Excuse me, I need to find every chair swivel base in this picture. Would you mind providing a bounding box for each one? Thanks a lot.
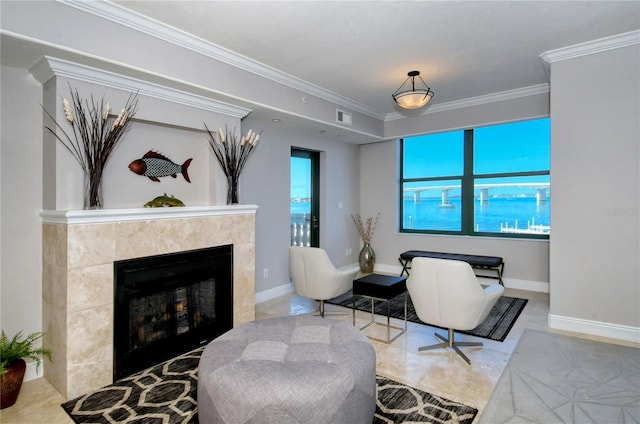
[314,300,349,318]
[418,328,482,365]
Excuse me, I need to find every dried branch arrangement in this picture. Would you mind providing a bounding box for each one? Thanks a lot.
[351,212,380,244]
[204,124,261,204]
[204,124,260,178]
[43,85,139,208]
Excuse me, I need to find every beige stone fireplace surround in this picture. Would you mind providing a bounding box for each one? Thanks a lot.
[41,206,256,400]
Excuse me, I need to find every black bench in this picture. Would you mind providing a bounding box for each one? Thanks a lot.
[398,250,504,285]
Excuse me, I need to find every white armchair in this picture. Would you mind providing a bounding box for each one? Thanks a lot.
[289,246,357,317]
[406,257,504,364]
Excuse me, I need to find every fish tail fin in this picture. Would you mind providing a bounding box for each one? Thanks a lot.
[182,158,193,183]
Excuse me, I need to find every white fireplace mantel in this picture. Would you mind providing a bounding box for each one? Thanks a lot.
[40,204,258,225]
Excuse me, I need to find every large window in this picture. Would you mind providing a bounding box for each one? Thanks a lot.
[400,118,550,238]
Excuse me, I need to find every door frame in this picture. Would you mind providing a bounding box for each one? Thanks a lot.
[291,148,320,247]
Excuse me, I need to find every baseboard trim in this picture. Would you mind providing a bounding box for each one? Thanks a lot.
[372,264,549,293]
[255,282,294,304]
[253,264,550,304]
[549,313,640,344]
[372,263,402,275]
[503,278,549,293]
[23,361,44,383]
[255,264,359,304]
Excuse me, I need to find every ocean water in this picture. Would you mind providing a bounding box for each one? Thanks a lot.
[290,197,550,233]
[403,197,550,232]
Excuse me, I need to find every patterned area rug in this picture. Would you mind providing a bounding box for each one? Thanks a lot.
[326,291,527,342]
[62,347,477,424]
[375,376,477,424]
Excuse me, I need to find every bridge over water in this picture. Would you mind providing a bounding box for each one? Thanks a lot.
[404,182,550,206]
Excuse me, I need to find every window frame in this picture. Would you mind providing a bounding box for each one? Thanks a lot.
[399,120,550,240]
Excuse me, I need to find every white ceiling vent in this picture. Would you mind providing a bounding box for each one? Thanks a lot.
[336,109,352,126]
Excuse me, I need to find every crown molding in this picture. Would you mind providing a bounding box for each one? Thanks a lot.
[29,56,251,119]
[59,0,387,121]
[540,30,640,64]
[385,84,549,122]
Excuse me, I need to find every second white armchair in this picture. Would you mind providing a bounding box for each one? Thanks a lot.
[406,257,504,365]
[289,246,357,317]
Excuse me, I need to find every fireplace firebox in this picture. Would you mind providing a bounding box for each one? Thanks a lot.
[114,245,233,380]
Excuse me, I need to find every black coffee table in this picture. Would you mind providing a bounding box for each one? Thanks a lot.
[352,273,408,343]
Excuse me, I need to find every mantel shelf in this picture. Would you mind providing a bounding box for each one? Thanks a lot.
[40,205,258,224]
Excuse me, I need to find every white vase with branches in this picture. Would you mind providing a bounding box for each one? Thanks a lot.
[204,124,261,204]
[43,85,139,209]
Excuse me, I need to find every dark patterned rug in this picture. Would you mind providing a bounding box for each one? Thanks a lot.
[62,347,477,424]
[327,292,527,342]
[375,376,477,424]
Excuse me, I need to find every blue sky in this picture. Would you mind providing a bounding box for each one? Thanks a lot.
[404,118,550,178]
[291,156,311,198]
[403,118,550,197]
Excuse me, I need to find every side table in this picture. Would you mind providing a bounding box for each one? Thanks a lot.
[352,273,408,343]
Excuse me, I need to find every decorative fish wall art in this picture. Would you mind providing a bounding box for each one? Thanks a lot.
[129,151,192,182]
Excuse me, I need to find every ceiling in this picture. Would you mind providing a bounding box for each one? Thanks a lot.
[112,0,640,117]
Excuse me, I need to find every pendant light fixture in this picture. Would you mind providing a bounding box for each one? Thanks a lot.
[392,71,434,110]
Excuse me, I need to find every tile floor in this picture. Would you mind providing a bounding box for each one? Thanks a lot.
[256,288,551,420]
[1,287,635,423]
[478,328,640,423]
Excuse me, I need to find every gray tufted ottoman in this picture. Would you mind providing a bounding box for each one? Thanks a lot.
[197,315,376,424]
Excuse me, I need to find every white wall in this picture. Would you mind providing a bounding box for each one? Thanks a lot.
[38,72,235,210]
[0,65,360,364]
[3,0,637,345]
[1,66,43,338]
[0,1,365,337]
[1,1,383,142]
[240,117,361,296]
[384,91,550,140]
[0,62,242,339]
[549,44,640,341]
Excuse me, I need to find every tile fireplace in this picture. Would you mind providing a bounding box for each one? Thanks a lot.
[41,206,256,399]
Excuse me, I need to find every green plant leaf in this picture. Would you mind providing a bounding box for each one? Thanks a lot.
[0,330,52,377]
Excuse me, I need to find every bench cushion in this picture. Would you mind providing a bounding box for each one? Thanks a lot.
[399,250,503,268]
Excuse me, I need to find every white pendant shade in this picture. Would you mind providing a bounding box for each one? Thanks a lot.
[392,71,434,110]
[393,90,434,109]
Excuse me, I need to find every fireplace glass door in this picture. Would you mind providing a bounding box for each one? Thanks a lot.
[114,245,232,380]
